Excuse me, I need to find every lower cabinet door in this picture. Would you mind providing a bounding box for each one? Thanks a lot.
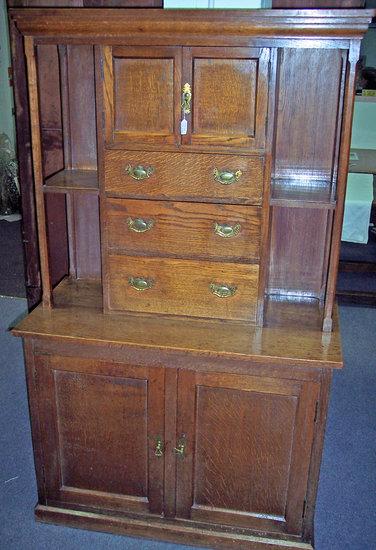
[175,370,319,535]
[35,354,165,515]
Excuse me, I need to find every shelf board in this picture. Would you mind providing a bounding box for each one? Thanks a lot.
[11,277,342,369]
[44,169,99,194]
[270,179,336,209]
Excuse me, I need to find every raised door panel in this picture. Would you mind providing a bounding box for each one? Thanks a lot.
[176,371,319,535]
[35,354,164,515]
[182,47,269,152]
[103,46,182,148]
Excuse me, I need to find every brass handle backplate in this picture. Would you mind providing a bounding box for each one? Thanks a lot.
[181,83,192,115]
[127,217,154,233]
[125,164,154,181]
[213,168,242,185]
[128,276,154,291]
[174,435,186,458]
[213,222,241,238]
[210,283,237,298]
[155,436,164,457]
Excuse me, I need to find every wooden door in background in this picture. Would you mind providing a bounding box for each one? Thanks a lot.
[34,354,165,515]
[175,370,319,535]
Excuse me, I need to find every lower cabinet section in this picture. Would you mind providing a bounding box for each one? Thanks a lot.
[28,345,323,548]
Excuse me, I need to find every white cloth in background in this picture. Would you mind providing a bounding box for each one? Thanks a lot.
[342,173,374,244]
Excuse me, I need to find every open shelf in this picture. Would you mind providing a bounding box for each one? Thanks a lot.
[43,169,99,194]
[264,294,324,331]
[270,179,336,209]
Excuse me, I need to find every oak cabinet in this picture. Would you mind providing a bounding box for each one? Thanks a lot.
[28,347,321,538]
[9,7,374,550]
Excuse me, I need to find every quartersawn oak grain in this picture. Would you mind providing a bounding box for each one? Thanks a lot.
[106,255,259,321]
[104,150,264,205]
[105,198,261,263]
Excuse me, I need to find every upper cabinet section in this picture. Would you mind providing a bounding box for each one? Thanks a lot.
[182,47,269,152]
[102,45,269,153]
[103,46,182,149]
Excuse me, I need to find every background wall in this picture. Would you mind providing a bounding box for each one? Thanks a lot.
[0,0,15,149]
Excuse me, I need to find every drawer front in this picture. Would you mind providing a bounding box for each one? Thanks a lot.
[104,150,264,205]
[106,198,261,263]
[106,255,259,321]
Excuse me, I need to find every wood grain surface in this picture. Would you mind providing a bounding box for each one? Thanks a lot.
[106,255,259,321]
[105,198,261,263]
[181,47,269,152]
[104,150,264,205]
[34,353,165,514]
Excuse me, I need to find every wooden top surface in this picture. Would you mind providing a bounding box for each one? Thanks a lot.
[9,8,375,41]
[12,278,342,369]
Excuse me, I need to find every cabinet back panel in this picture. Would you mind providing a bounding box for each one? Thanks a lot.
[74,193,101,280]
[268,206,332,298]
[274,48,344,181]
[64,45,97,170]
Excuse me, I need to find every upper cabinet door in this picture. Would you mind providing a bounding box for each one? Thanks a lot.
[175,370,319,536]
[35,354,165,516]
[181,47,270,152]
[103,46,182,149]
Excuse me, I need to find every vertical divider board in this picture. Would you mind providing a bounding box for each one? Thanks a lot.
[257,47,278,326]
[323,41,361,332]
[24,36,53,308]
[95,45,108,311]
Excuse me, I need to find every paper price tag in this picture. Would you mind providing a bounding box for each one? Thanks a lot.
[180,118,188,135]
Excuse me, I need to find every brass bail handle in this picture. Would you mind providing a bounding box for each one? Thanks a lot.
[181,83,192,115]
[174,434,187,458]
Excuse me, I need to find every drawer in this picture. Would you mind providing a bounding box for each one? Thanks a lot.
[106,198,261,263]
[106,255,259,321]
[104,150,264,205]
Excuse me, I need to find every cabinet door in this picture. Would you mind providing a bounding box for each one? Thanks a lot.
[35,354,165,515]
[182,47,269,151]
[103,45,182,148]
[175,371,319,535]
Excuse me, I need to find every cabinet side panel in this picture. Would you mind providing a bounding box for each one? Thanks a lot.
[274,48,343,181]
